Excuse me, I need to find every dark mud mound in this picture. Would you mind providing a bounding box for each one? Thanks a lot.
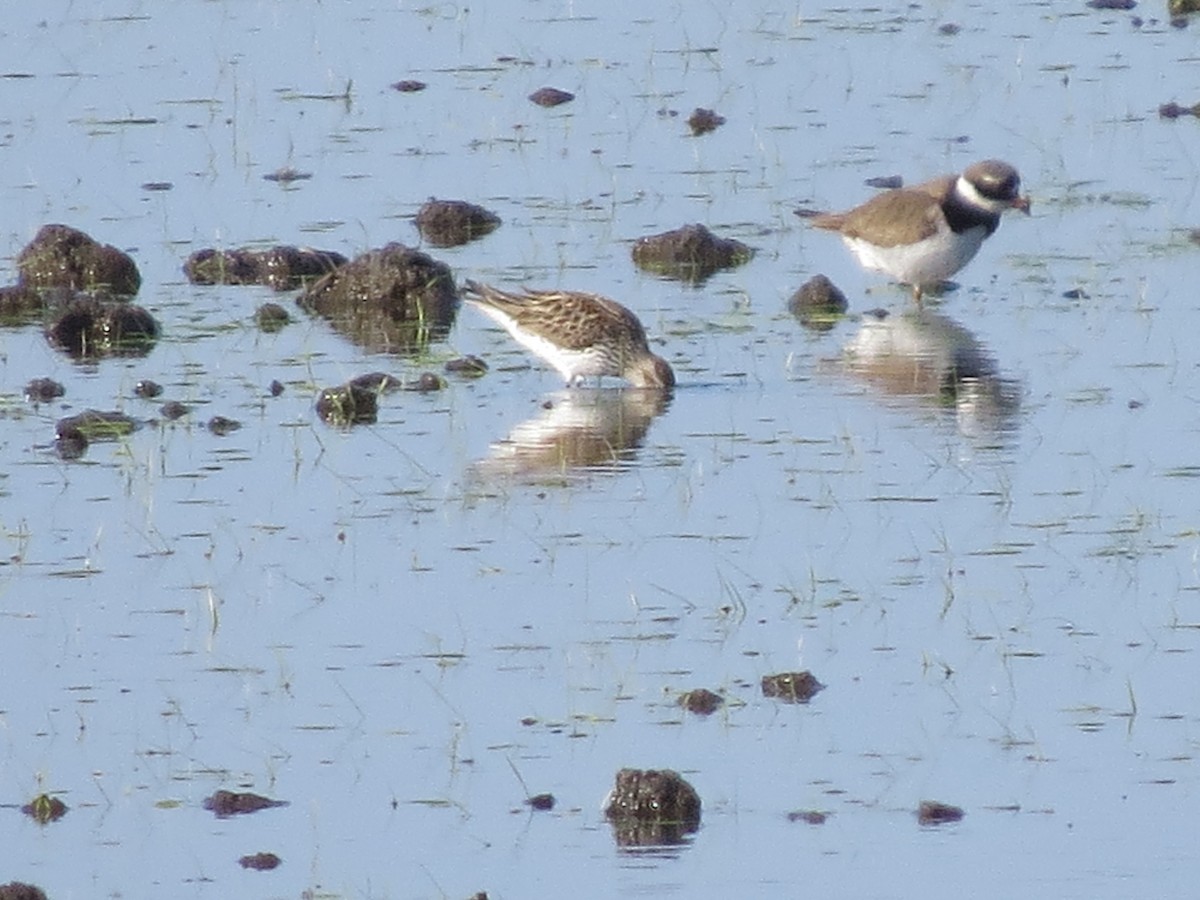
[604,768,701,847]
[17,223,141,296]
[415,199,501,248]
[297,243,458,353]
[184,245,346,291]
[632,223,752,284]
[45,292,159,359]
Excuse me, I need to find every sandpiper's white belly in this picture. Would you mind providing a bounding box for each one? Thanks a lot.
[844,224,988,288]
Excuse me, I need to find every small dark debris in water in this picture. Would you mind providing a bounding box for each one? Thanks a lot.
[0,883,48,900]
[317,381,381,426]
[1171,14,1190,26]
[678,688,724,716]
[632,223,753,284]
[21,793,68,824]
[527,793,555,811]
[207,416,242,436]
[604,768,701,847]
[392,79,427,92]
[24,377,64,404]
[55,426,88,460]
[351,372,402,394]
[1085,0,1135,7]
[1170,0,1200,12]
[687,107,725,136]
[415,199,501,248]
[238,851,282,871]
[788,274,849,332]
[45,292,160,359]
[263,166,312,183]
[160,401,191,421]
[57,409,137,441]
[141,181,173,192]
[1062,287,1089,300]
[1159,101,1200,119]
[1128,398,1144,409]
[17,224,142,296]
[865,174,904,190]
[529,87,574,107]
[134,379,163,398]
[787,809,828,825]
[938,22,961,35]
[918,799,964,825]
[185,246,346,291]
[468,894,489,900]
[203,789,288,818]
[761,670,824,704]
[408,371,445,392]
[255,302,291,331]
[445,355,489,377]
[520,716,538,726]
[269,379,285,397]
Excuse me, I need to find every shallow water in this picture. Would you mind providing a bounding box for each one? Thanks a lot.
[3,2,1200,898]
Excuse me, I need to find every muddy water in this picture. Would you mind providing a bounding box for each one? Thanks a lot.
[2,2,1199,898]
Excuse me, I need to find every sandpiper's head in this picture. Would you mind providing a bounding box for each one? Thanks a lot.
[960,160,1030,215]
[627,353,676,389]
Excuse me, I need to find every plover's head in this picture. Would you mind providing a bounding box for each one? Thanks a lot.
[959,160,1030,215]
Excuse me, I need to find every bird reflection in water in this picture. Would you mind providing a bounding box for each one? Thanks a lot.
[840,307,1021,439]
[469,388,673,485]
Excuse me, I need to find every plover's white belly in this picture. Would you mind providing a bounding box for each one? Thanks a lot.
[844,225,988,287]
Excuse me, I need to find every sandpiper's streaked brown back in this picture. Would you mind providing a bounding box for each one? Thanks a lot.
[462,280,675,388]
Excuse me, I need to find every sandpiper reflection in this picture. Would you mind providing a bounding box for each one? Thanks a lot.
[840,307,1021,438]
[470,388,673,484]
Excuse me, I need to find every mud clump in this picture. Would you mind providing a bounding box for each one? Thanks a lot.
[788,274,849,332]
[604,768,701,847]
[203,789,288,818]
[184,245,346,291]
[787,809,829,825]
[17,224,141,296]
[687,108,725,136]
[526,793,555,811]
[55,409,138,459]
[21,793,68,824]
[415,199,501,247]
[24,377,65,404]
[316,372,400,426]
[0,883,49,900]
[45,292,160,359]
[239,851,282,870]
[632,223,753,283]
[917,800,964,825]
[134,379,163,398]
[1159,100,1200,119]
[761,670,824,704]
[207,416,242,436]
[678,688,724,716]
[255,302,291,332]
[297,243,458,353]
[444,355,489,377]
[56,410,137,441]
[529,87,574,107]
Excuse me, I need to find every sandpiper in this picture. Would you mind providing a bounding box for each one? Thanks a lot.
[807,159,1030,301]
[462,280,675,388]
